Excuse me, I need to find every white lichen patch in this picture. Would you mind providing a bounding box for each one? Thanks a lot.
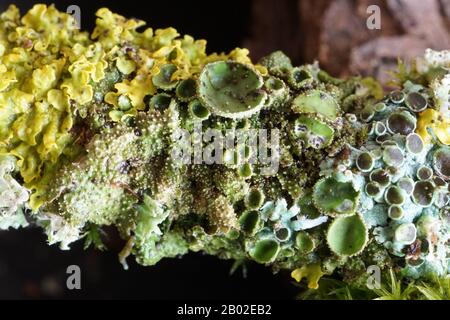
[0,155,29,229]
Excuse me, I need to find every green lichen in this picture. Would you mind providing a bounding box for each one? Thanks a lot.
[293,115,335,149]
[198,61,267,119]
[326,215,368,257]
[292,90,340,120]
[313,177,359,216]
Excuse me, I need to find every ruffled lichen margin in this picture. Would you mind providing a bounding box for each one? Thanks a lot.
[0,4,449,300]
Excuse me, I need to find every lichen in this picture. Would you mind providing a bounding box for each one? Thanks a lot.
[0,154,28,229]
[0,4,448,300]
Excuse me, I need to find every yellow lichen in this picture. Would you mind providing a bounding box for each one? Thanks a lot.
[417,108,450,145]
[110,51,157,110]
[116,56,136,75]
[0,4,95,208]
[291,263,325,289]
[61,43,108,105]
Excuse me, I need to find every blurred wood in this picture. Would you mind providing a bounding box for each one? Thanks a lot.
[245,0,450,85]
[243,0,303,63]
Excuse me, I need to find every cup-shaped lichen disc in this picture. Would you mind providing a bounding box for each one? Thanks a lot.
[389,90,405,104]
[265,77,285,92]
[326,215,368,256]
[383,145,404,167]
[294,115,335,149]
[239,210,261,235]
[295,232,315,254]
[287,66,313,89]
[405,92,428,113]
[245,188,265,210]
[388,205,404,220]
[198,61,267,119]
[249,238,280,264]
[313,177,359,216]
[412,181,435,207]
[152,64,179,90]
[275,227,291,242]
[370,169,391,187]
[291,89,340,120]
[374,122,387,136]
[433,147,450,179]
[188,99,210,120]
[385,186,406,205]
[406,133,424,154]
[374,102,387,112]
[356,152,374,172]
[365,181,382,198]
[394,223,417,245]
[417,166,433,181]
[397,177,414,196]
[176,78,197,101]
[386,111,416,136]
[150,93,172,110]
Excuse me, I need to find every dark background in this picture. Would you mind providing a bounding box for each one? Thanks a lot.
[0,0,449,299]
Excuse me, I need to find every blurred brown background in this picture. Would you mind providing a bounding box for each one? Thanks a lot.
[0,0,449,299]
[244,0,450,84]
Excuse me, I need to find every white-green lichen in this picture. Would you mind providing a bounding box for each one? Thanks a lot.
[0,155,29,230]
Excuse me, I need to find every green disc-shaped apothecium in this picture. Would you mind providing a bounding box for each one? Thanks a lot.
[249,239,280,264]
[292,90,340,120]
[327,215,368,256]
[294,115,335,149]
[198,61,267,118]
[313,177,359,216]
